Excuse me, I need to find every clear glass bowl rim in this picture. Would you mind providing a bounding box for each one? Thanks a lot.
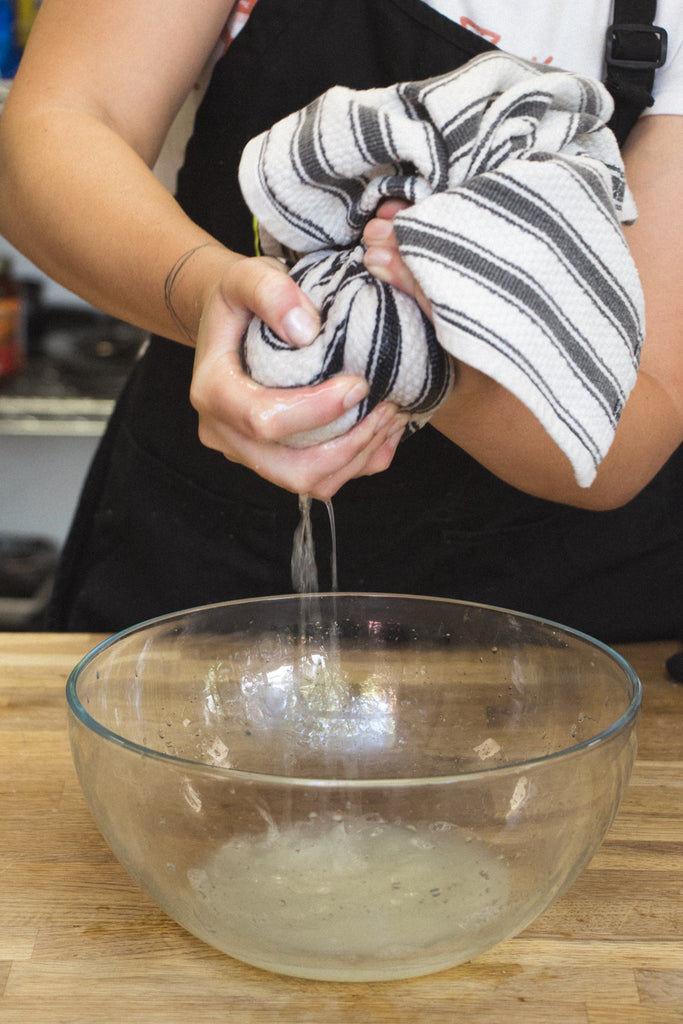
[65,592,642,787]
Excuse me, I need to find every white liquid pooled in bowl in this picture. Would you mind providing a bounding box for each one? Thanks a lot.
[186,813,509,979]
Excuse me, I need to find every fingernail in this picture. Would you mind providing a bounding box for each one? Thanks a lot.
[364,246,392,268]
[364,218,394,241]
[342,379,369,410]
[388,422,407,447]
[384,410,410,434]
[282,306,319,346]
[363,259,392,286]
[373,403,395,429]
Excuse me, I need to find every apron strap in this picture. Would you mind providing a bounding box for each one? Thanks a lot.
[605,0,668,143]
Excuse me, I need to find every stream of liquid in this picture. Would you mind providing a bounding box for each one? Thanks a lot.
[291,494,338,594]
[185,498,517,980]
[289,494,344,759]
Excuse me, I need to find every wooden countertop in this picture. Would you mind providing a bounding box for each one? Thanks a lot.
[1,633,682,1023]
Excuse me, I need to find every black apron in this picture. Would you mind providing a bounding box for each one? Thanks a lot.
[46,0,683,642]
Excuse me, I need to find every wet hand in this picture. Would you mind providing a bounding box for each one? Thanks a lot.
[190,254,408,500]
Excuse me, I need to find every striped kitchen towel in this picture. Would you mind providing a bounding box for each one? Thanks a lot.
[238,51,644,486]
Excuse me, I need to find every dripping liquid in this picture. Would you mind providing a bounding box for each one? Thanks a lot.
[291,494,337,596]
[290,494,349,775]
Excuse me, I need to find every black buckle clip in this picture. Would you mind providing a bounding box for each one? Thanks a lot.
[606,23,668,70]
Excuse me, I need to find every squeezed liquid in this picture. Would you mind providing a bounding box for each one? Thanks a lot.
[188,502,515,980]
[291,495,337,594]
[186,812,510,980]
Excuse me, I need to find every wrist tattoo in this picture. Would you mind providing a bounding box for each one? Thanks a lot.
[164,243,214,343]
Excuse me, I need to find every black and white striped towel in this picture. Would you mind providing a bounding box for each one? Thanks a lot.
[238,51,644,486]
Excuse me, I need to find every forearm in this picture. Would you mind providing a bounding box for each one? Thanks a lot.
[367,116,683,509]
[434,116,683,510]
[0,0,243,344]
[0,104,236,345]
[431,363,681,510]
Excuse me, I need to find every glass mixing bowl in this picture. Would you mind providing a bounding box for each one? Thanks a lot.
[66,594,640,981]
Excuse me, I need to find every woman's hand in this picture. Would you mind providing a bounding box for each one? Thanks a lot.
[0,0,408,503]
[363,199,433,319]
[190,254,409,500]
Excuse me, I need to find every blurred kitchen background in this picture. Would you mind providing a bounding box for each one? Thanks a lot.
[0,228,146,629]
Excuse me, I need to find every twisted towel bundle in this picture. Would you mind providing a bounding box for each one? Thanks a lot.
[238,51,644,486]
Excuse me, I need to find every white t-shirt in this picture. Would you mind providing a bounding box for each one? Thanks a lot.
[423,0,681,114]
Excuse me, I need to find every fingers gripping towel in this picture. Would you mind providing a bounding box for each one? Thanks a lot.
[238,51,645,486]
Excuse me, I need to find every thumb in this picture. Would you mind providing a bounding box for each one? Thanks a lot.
[228,255,321,348]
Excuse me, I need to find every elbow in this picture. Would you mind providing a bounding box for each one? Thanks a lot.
[559,465,665,512]
[575,432,683,512]
[568,489,641,512]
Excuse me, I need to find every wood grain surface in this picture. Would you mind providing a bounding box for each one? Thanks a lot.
[1,633,682,1023]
